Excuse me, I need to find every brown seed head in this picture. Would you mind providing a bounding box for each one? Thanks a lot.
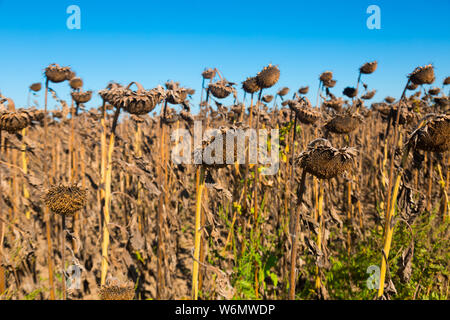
[359,61,378,74]
[69,77,83,90]
[30,83,42,92]
[44,64,75,83]
[408,114,450,153]
[298,139,357,179]
[319,71,333,83]
[202,68,216,80]
[43,184,87,216]
[343,87,358,98]
[409,64,435,85]
[242,77,260,94]
[325,112,364,134]
[209,80,234,99]
[256,64,280,89]
[277,87,290,97]
[298,86,309,94]
[361,90,376,100]
[262,95,274,103]
[98,279,135,300]
[71,90,92,104]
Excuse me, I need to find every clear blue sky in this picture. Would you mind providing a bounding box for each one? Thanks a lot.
[0,0,449,112]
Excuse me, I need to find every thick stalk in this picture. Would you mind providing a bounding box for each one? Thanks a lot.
[315,180,324,290]
[289,170,307,299]
[192,166,206,300]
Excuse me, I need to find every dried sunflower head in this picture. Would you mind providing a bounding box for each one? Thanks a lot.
[71,90,92,104]
[209,80,234,99]
[319,71,333,83]
[242,76,260,94]
[113,83,164,115]
[44,64,75,83]
[69,77,83,90]
[277,87,290,97]
[298,86,309,94]
[0,109,32,133]
[409,64,435,85]
[262,95,274,103]
[44,184,87,216]
[194,127,237,169]
[361,90,376,100]
[165,81,195,105]
[256,64,280,89]
[407,114,450,153]
[298,139,357,179]
[98,278,135,300]
[29,83,42,92]
[444,76,450,86]
[385,96,396,104]
[322,98,344,112]
[323,79,337,88]
[325,112,364,134]
[428,87,440,96]
[343,87,358,98]
[359,61,378,74]
[202,68,216,80]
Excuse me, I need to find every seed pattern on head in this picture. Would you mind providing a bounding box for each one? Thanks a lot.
[325,112,364,134]
[44,184,87,216]
[111,83,164,115]
[209,80,235,99]
[98,279,135,300]
[69,77,83,90]
[298,139,357,179]
[359,61,378,74]
[242,77,260,94]
[30,83,42,92]
[319,71,333,83]
[202,68,216,80]
[256,64,280,89]
[71,90,92,104]
[408,114,450,153]
[0,109,32,133]
[409,64,435,85]
[361,90,376,100]
[298,86,309,94]
[44,64,75,83]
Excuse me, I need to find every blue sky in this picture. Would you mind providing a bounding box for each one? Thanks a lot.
[0,0,449,112]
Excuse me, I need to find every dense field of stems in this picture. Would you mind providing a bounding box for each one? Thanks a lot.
[0,62,448,300]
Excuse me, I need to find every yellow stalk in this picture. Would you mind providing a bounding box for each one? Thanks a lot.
[315,180,324,290]
[192,166,206,300]
[21,128,31,219]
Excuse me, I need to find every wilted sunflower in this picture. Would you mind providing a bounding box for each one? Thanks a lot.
[165,81,195,105]
[325,112,364,134]
[343,87,358,98]
[322,98,344,112]
[434,97,449,108]
[359,61,378,74]
[407,83,419,91]
[43,184,87,216]
[98,82,127,105]
[361,90,376,100]
[407,114,450,153]
[29,83,42,92]
[71,90,92,104]
[262,95,274,103]
[194,127,238,169]
[202,68,216,80]
[298,139,357,179]
[319,71,333,83]
[242,76,260,94]
[44,63,75,83]
[0,109,32,133]
[112,83,164,115]
[69,77,83,90]
[409,64,435,85]
[428,87,440,96]
[209,80,235,99]
[277,87,290,97]
[444,76,450,86]
[256,64,280,89]
[322,79,337,88]
[298,86,309,94]
[385,96,396,104]
[98,279,135,300]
